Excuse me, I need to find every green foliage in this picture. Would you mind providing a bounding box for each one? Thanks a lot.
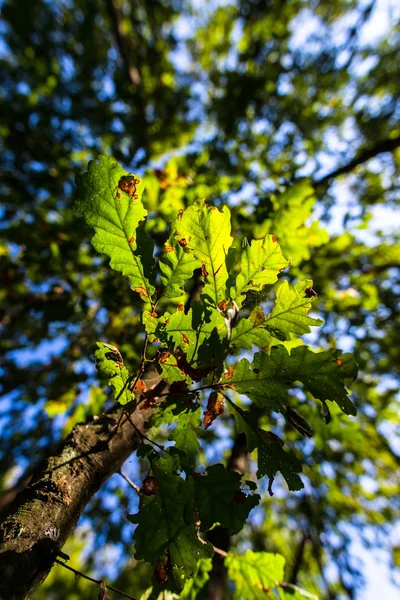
[129,451,213,592]
[225,549,318,599]
[3,2,399,596]
[231,235,288,308]
[94,342,134,405]
[223,346,357,416]
[193,464,260,534]
[172,200,233,305]
[225,550,285,599]
[75,156,155,301]
[74,155,359,594]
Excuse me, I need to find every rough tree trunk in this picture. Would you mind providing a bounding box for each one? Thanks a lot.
[0,400,155,600]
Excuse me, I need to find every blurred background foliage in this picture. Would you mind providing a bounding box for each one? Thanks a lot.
[0,0,399,598]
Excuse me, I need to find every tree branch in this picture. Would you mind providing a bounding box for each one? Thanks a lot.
[105,0,141,87]
[315,133,400,187]
[0,379,161,599]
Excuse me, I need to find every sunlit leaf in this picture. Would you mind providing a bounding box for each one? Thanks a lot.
[226,550,285,599]
[172,200,233,305]
[75,155,155,301]
[159,236,201,302]
[231,235,288,308]
[265,280,323,340]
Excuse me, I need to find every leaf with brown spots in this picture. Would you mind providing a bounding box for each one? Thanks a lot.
[159,236,201,301]
[224,345,357,415]
[75,156,155,300]
[141,475,159,496]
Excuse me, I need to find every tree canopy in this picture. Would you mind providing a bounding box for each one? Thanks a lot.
[0,0,399,599]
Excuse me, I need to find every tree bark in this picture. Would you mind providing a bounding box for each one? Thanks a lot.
[0,399,155,600]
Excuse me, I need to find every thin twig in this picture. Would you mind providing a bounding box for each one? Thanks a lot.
[155,382,219,399]
[126,412,165,452]
[54,559,138,600]
[212,544,228,558]
[198,536,228,558]
[130,333,149,393]
[118,470,141,494]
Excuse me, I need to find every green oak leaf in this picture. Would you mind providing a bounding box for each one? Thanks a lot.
[230,306,271,350]
[193,464,260,535]
[163,303,227,364]
[148,390,200,429]
[231,235,288,308]
[226,550,285,599]
[169,410,201,470]
[173,200,233,305]
[157,352,191,385]
[180,557,213,599]
[129,453,212,590]
[265,280,323,340]
[159,236,201,301]
[229,404,303,491]
[94,342,133,405]
[75,155,155,301]
[223,345,357,415]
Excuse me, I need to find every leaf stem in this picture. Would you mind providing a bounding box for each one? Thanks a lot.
[118,470,141,494]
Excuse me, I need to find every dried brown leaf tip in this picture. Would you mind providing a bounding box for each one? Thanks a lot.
[157,350,172,364]
[218,299,228,311]
[201,263,209,278]
[304,287,317,298]
[133,379,147,393]
[141,475,159,496]
[177,208,184,220]
[139,397,157,410]
[181,333,190,345]
[224,365,234,381]
[203,391,224,429]
[118,175,140,198]
[134,286,150,298]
